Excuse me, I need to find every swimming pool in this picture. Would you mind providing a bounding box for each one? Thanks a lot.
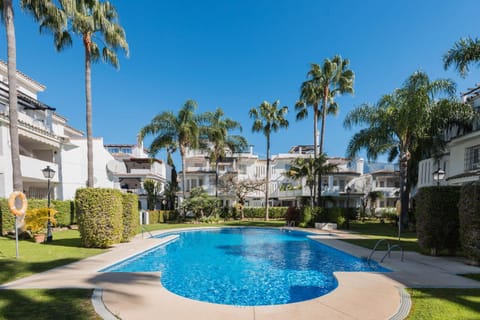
[103,228,388,306]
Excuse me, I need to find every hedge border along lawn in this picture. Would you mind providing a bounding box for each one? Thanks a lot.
[0,289,101,320]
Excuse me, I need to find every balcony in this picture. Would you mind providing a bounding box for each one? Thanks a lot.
[20,155,59,182]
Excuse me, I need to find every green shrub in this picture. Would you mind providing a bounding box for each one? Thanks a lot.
[299,206,314,227]
[122,193,139,242]
[242,207,287,219]
[458,182,480,265]
[415,186,461,255]
[51,200,75,226]
[0,198,15,235]
[315,207,346,228]
[75,188,123,248]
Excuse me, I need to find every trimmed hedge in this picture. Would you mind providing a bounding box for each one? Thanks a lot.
[51,200,75,226]
[458,182,480,265]
[415,186,461,255]
[75,188,123,248]
[147,210,178,223]
[122,193,139,242]
[315,207,347,228]
[243,207,287,219]
[0,198,14,235]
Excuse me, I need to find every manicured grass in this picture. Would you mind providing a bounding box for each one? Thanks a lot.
[141,219,285,233]
[460,273,480,282]
[406,288,480,320]
[341,220,421,252]
[0,289,101,320]
[0,229,104,284]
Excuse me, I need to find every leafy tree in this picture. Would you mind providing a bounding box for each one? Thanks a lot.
[165,151,179,209]
[143,179,159,210]
[249,100,289,220]
[344,71,474,230]
[32,0,129,187]
[284,154,337,209]
[444,37,480,77]
[367,191,383,215]
[204,108,248,198]
[181,187,218,219]
[296,55,354,205]
[218,173,265,220]
[140,100,203,207]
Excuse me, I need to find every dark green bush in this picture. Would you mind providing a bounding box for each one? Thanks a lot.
[242,207,287,219]
[285,206,300,224]
[0,198,14,235]
[415,186,461,255]
[299,206,315,227]
[75,188,123,248]
[122,193,139,242]
[315,207,346,228]
[458,182,480,265]
[51,200,75,226]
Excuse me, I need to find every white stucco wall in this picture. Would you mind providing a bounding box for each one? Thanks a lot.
[59,137,116,200]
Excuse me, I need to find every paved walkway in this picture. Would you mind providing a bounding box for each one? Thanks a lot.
[2,227,480,319]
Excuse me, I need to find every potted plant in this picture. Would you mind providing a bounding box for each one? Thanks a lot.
[24,207,57,243]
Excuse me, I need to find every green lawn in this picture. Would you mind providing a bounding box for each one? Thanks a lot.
[406,288,480,320]
[341,220,421,252]
[1,220,478,319]
[0,289,101,320]
[0,229,104,284]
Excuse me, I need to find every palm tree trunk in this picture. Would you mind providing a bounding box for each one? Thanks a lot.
[4,0,23,192]
[313,104,318,205]
[83,34,94,188]
[215,161,219,198]
[265,135,270,221]
[399,151,410,232]
[318,94,328,207]
[180,146,187,217]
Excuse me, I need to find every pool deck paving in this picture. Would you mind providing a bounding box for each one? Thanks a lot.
[2,227,480,319]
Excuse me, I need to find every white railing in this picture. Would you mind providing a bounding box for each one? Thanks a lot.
[20,156,58,182]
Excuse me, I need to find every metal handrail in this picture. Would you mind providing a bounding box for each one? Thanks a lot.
[141,225,154,239]
[367,239,391,264]
[380,244,404,262]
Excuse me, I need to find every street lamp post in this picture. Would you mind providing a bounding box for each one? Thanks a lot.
[432,164,445,187]
[42,166,55,243]
[346,186,352,230]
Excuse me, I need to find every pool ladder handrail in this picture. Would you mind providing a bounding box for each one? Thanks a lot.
[141,225,154,239]
[367,239,404,266]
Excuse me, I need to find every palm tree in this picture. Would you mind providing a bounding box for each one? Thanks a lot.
[140,100,202,205]
[444,37,480,77]
[32,0,129,187]
[344,71,474,230]
[204,108,248,198]
[249,100,289,220]
[1,0,22,192]
[1,0,65,192]
[296,55,354,205]
[285,155,337,209]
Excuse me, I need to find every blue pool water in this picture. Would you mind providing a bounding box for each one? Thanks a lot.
[103,228,388,306]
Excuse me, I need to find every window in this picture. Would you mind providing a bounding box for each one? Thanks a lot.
[465,145,480,171]
[108,147,120,153]
[380,181,385,187]
[121,148,132,154]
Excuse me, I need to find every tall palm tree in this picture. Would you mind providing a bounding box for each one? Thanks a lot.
[344,71,473,230]
[204,108,248,198]
[140,100,202,204]
[249,100,289,220]
[1,0,22,192]
[1,0,64,192]
[285,155,337,209]
[444,37,480,77]
[32,0,129,187]
[296,55,354,205]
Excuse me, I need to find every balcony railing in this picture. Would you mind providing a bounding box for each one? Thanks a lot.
[20,155,58,182]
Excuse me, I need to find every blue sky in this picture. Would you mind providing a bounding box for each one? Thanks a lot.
[2,0,480,167]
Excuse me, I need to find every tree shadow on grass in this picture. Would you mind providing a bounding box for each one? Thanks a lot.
[0,288,101,320]
[0,258,79,284]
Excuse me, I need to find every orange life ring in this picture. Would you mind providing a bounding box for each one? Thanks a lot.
[8,191,28,216]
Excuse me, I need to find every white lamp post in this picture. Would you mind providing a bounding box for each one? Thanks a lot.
[432,168,445,186]
[42,166,55,242]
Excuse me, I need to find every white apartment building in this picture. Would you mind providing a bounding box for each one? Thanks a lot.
[418,84,480,188]
[182,143,399,211]
[105,139,171,209]
[0,61,170,205]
